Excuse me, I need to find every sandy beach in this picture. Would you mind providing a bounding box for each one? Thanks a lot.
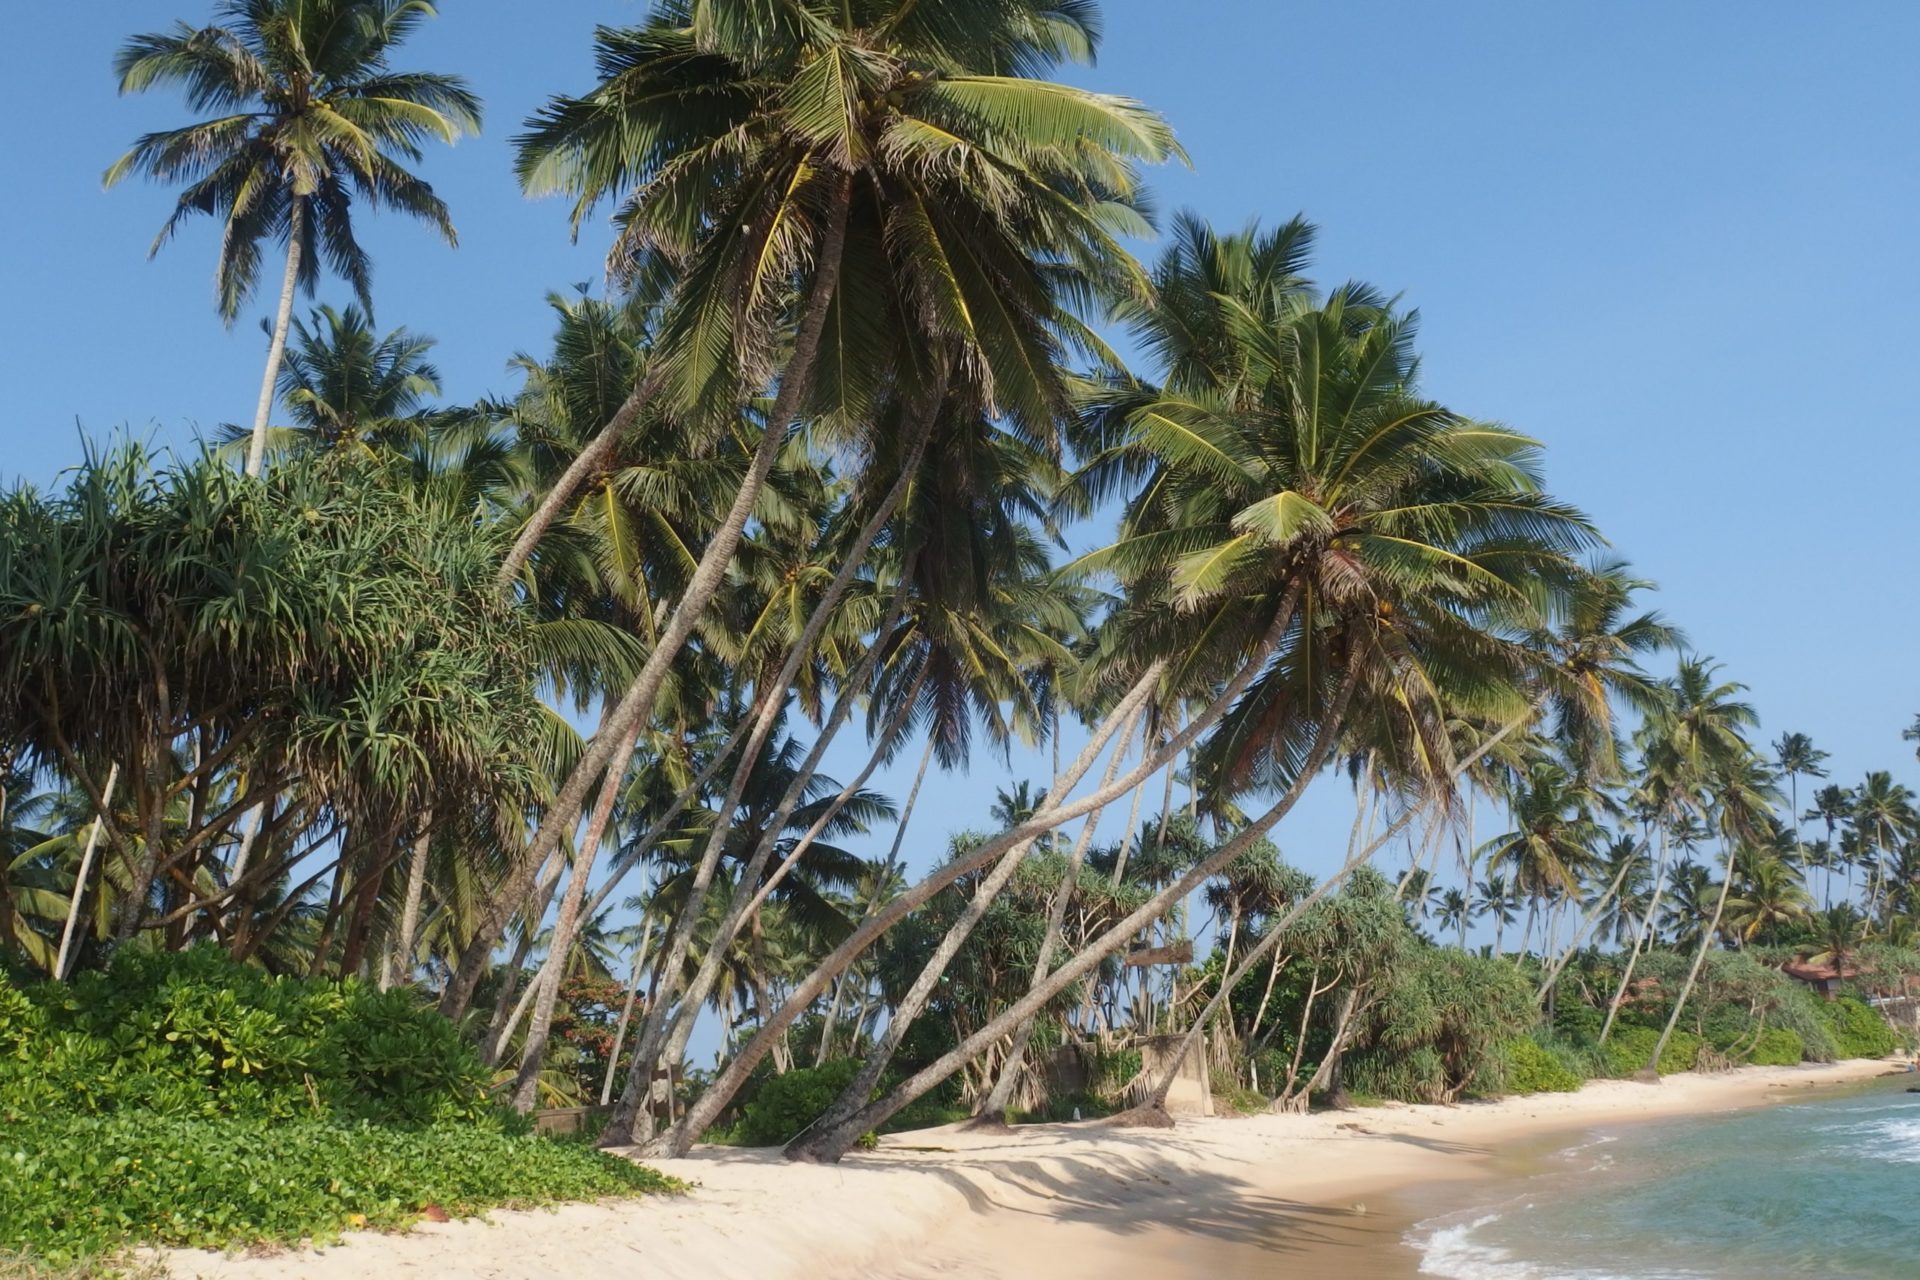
[164,1058,1897,1280]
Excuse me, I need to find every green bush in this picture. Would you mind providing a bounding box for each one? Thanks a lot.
[731,1059,867,1147]
[1500,1036,1583,1094]
[0,949,497,1128]
[1598,1025,1702,1077]
[1748,1027,1806,1066]
[1820,996,1898,1059]
[0,1114,680,1264]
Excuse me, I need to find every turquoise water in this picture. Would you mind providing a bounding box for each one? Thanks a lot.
[1410,1076,1920,1279]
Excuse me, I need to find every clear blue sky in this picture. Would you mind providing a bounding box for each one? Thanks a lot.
[5,2,1918,989]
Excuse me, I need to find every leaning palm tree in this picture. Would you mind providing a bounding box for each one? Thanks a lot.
[1646,740,1777,1076]
[457,0,1177,1041]
[107,0,481,478]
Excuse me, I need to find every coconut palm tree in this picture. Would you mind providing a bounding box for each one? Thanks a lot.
[1473,874,1520,955]
[222,303,444,460]
[107,0,481,476]
[774,239,1595,1163]
[1647,742,1778,1074]
[1801,902,1869,973]
[1479,760,1603,957]
[461,0,1178,1035]
[1435,887,1472,948]
[1724,847,1812,944]
[1772,731,1828,872]
[1850,771,1917,922]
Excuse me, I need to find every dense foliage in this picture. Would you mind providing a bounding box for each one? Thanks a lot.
[1,4,1914,1237]
[0,949,495,1127]
[1,1114,677,1263]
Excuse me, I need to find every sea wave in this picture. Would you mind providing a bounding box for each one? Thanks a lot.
[1412,1210,1701,1279]
[1824,1115,1920,1164]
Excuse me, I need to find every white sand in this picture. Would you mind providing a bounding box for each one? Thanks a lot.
[164,1057,1898,1280]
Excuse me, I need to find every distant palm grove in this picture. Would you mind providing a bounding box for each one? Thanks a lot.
[4,1,1917,1223]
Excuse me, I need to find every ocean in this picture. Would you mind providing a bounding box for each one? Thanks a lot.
[1410,1074,1920,1279]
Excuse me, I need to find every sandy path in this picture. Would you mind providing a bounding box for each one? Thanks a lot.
[163,1058,1898,1280]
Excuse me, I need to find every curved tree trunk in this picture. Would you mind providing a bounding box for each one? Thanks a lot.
[1645,841,1739,1077]
[387,812,433,991]
[54,764,120,981]
[512,716,645,1110]
[641,597,1305,1158]
[601,910,656,1106]
[441,174,858,1024]
[975,704,1146,1123]
[246,201,304,479]
[604,557,921,1145]
[650,657,926,1085]
[1599,828,1669,1045]
[787,678,1358,1162]
[495,368,663,598]
[1534,844,1641,1005]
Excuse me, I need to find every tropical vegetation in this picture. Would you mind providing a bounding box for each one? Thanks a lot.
[3,0,1916,1266]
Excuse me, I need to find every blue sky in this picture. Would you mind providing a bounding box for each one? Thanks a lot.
[5,2,1918,997]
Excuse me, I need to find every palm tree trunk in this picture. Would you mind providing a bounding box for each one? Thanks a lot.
[975,705,1147,1123]
[636,607,1294,1159]
[1646,842,1739,1076]
[791,680,1540,1160]
[512,716,644,1110]
[1536,848,1639,1004]
[246,201,304,479]
[882,734,938,871]
[442,174,858,1024]
[787,667,1370,1162]
[495,368,664,597]
[600,911,656,1106]
[607,568,925,1143]
[386,813,433,991]
[54,764,120,980]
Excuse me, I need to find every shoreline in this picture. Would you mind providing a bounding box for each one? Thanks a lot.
[163,1058,1898,1280]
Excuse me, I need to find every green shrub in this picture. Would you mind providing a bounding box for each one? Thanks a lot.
[1598,1025,1702,1077]
[1749,1027,1805,1066]
[1820,996,1898,1059]
[0,1114,680,1264]
[0,949,496,1128]
[1090,1046,1144,1100]
[1500,1036,1583,1094]
[731,1059,867,1147]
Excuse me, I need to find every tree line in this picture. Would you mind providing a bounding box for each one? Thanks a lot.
[3,0,1914,1166]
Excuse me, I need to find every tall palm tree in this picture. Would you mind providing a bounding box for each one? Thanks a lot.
[1479,760,1602,957]
[466,0,1177,1038]
[1435,886,1472,948]
[1772,731,1828,871]
[1850,771,1917,922]
[107,0,481,476]
[1473,875,1520,954]
[229,303,444,459]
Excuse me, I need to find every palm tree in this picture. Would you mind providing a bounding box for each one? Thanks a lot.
[773,234,1595,1163]
[467,0,1178,1040]
[1473,875,1520,955]
[107,0,481,476]
[1850,771,1917,921]
[225,303,444,460]
[1648,740,1778,1075]
[1724,852,1812,944]
[1802,902,1868,974]
[1435,887,1472,948]
[1772,731,1828,873]
[1480,760,1602,957]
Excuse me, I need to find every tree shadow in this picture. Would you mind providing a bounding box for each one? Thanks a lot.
[858,1131,1403,1258]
